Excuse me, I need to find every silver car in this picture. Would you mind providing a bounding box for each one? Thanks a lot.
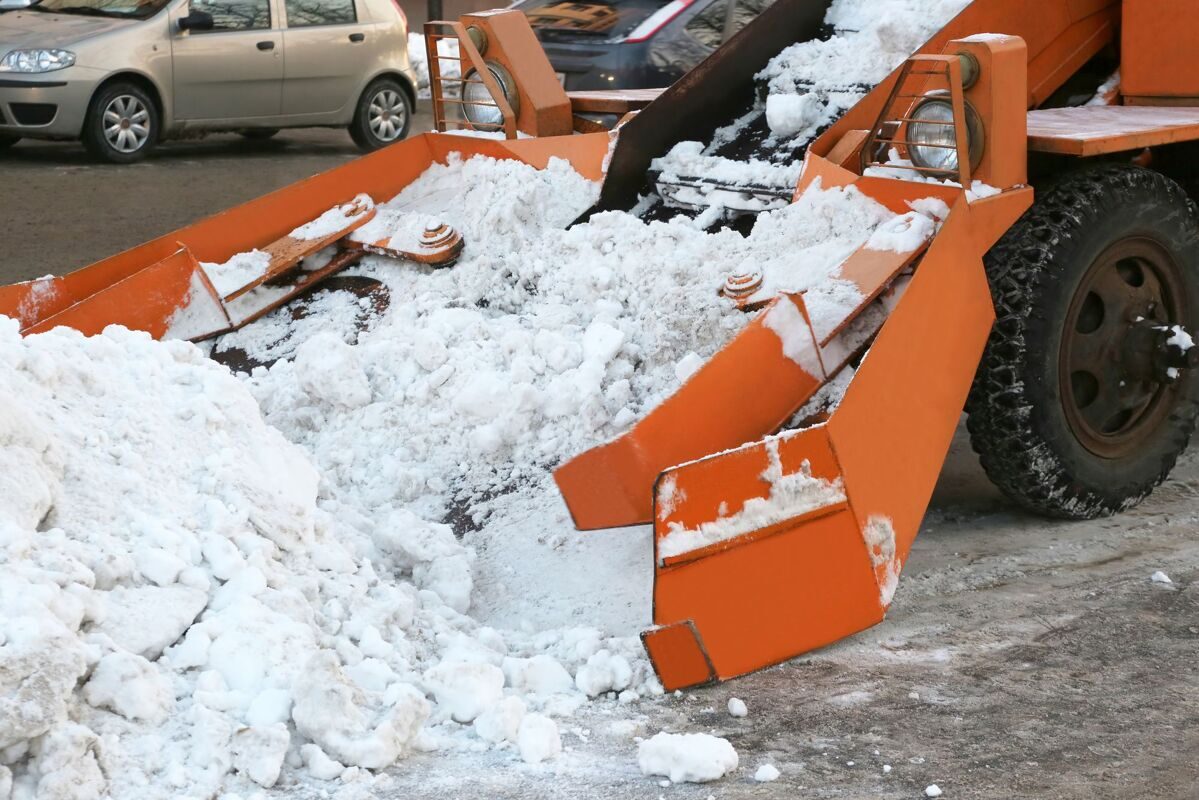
[0,0,418,162]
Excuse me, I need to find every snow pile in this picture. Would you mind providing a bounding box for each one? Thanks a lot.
[638,732,739,783]
[758,0,972,142]
[0,317,646,799]
[1,150,935,796]
[227,157,910,538]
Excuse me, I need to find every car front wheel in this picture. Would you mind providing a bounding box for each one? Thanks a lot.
[349,78,412,152]
[82,82,159,164]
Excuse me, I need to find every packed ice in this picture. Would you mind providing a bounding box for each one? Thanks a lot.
[638,732,740,783]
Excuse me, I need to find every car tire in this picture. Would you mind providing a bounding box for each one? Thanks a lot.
[82,82,159,164]
[239,128,280,140]
[0,135,19,150]
[966,165,1199,519]
[349,78,412,152]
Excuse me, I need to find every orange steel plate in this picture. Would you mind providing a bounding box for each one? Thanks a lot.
[554,294,827,530]
[567,88,666,114]
[1026,106,1199,156]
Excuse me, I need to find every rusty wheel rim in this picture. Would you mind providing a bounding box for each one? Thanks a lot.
[1060,237,1185,459]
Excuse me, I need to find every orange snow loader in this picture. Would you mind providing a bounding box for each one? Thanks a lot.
[6,0,1199,691]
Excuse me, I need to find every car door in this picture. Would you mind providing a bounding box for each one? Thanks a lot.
[279,0,373,117]
[171,0,284,122]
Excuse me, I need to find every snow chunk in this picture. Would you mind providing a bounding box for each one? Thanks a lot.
[92,584,208,660]
[201,249,271,297]
[294,332,373,410]
[575,650,633,697]
[517,713,562,764]
[474,696,526,744]
[639,732,739,783]
[425,662,505,723]
[755,763,781,782]
[863,515,901,606]
[727,697,748,718]
[289,194,374,240]
[301,744,347,781]
[231,723,290,787]
[83,652,172,723]
[926,784,944,797]
[292,651,429,768]
[1151,571,1174,585]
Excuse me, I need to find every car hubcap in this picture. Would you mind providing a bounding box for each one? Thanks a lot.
[103,95,150,154]
[1060,237,1189,458]
[368,89,406,143]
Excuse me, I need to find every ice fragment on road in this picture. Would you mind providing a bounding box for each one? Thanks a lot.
[638,732,739,784]
[755,763,781,782]
[517,714,562,764]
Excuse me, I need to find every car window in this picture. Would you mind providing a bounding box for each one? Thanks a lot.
[684,0,772,48]
[192,0,271,30]
[517,0,668,40]
[285,0,356,27]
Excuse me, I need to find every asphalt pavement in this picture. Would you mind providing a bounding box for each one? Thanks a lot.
[0,108,435,285]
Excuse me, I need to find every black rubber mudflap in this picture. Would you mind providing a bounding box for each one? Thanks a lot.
[584,0,834,218]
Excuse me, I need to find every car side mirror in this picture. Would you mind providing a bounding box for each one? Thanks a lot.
[178,9,214,31]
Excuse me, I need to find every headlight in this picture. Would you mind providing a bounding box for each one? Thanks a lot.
[461,62,519,129]
[907,95,983,176]
[0,49,76,73]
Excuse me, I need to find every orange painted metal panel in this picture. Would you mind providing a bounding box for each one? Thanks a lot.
[641,622,715,689]
[652,426,842,552]
[1,131,610,337]
[651,507,883,685]
[462,10,574,137]
[1122,0,1199,102]
[826,191,1030,564]
[21,248,207,339]
[555,294,826,530]
[1027,106,1199,156]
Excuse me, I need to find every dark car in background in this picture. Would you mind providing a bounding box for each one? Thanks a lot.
[514,0,772,91]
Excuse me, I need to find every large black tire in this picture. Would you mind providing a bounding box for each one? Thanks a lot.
[0,135,19,150]
[82,81,159,164]
[967,165,1199,519]
[349,78,412,152]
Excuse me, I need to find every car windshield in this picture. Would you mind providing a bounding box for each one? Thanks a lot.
[29,0,169,19]
[515,0,670,39]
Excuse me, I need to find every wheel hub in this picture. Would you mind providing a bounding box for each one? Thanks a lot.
[1060,238,1194,458]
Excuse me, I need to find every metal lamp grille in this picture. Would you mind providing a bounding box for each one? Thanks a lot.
[861,55,973,187]
[425,21,518,139]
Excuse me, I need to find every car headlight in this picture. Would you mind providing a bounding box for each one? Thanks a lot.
[907,95,984,176]
[0,49,76,73]
[461,62,519,129]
